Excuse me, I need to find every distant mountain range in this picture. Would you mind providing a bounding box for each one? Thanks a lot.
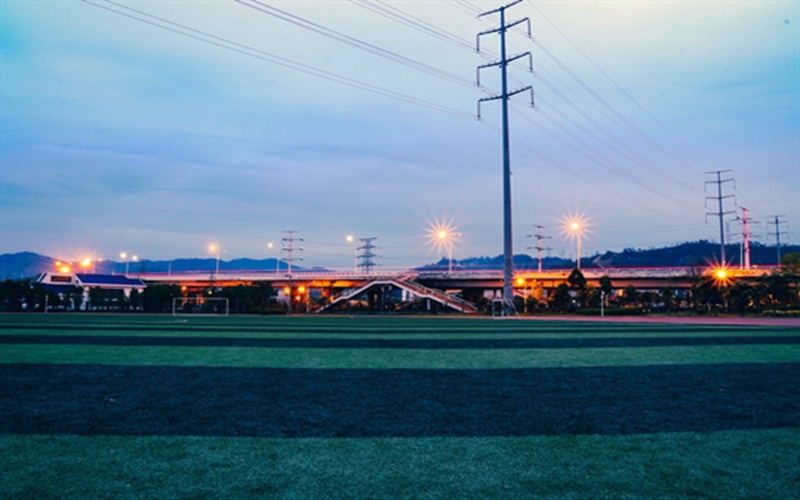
[1,240,796,280]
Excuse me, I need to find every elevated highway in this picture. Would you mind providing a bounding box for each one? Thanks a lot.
[132,265,778,313]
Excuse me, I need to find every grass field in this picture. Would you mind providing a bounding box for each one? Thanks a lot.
[1,314,799,499]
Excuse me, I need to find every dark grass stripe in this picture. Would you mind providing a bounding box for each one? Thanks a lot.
[2,363,798,438]
[3,334,800,349]
[3,322,788,336]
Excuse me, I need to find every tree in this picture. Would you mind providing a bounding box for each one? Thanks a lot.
[550,283,573,313]
[622,285,639,307]
[567,268,587,291]
[128,288,141,311]
[598,275,613,299]
[141,284,182,313]
[661,287,675,313]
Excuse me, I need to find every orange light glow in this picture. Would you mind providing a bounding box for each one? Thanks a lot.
[516,277,525,286]
[426,216,460,254]
[80,258,91,269]
[283,287,291,295]
[298,286,307,294]
[710,266,732,287]
[59,265,71,273]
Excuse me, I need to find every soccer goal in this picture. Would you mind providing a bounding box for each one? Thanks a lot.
[172,297,230,317]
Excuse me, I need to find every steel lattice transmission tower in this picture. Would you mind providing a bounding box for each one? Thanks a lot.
[357,237,379,275]
[476,0,534,310]
[281,230,303,277]
[704,170,736,263]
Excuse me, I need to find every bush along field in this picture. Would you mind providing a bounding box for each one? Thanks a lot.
[1,314,799,499]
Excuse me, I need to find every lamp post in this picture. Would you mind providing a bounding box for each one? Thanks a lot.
[347,235,357,274]
[568,220,584,270]
[80,258,92,275]
[208,243,221,276]
[436,230,461,274]
[268,242,280,274]
[427,218,460,275]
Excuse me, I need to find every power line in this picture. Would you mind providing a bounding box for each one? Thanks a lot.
[532,77,698,193]
[237,0,479,89]
[532,38,701,177]
[525,0,704,176]
[514,105,698,211]
[82,0,473,119]
[348,0,477,52]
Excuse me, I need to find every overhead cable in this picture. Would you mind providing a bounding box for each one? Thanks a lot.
[82,0,473,119]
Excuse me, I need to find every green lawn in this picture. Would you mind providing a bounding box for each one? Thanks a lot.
[1,314,799,499]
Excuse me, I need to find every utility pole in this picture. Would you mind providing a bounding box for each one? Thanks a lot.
[768,215,788,264]
[476,0,533,311]
[281,230,303,278]
[357,237,378,275]
[704,170,736,263]
[527,225,552,272]
[736,207,754,270]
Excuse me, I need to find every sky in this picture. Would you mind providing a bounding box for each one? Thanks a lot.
[1,0,798,269]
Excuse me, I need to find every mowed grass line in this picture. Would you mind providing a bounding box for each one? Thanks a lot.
[4,343,800,368]
[3,313,796,337]
[2,430,799,499]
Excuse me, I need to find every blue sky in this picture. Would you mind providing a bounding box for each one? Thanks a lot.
[1,0,798,268]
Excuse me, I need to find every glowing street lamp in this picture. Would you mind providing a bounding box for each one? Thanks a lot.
[208,243,221,275]
[80,258,92,274]
[120,252,130,275]
[562,215,588,270]
[570,221,582,270]
[268,242,279,274]
[346,235,357,273]
[426,217,461,274]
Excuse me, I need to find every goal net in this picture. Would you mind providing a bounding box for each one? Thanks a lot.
[172,297,230,316]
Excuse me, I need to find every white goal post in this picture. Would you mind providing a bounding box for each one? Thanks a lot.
[172,297,230,316]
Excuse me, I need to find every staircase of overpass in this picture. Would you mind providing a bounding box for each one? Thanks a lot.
[319,275,478,313]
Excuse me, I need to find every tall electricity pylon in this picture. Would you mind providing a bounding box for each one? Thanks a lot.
[476,0,533,310]
[704,170,736,263]
[768,215,788,264]
[281,230,303,277]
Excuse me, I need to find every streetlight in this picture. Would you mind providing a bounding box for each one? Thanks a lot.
[427,218,460,274]
[208,243,221,275]
[346,235,357,273]
[80,258,92,274]
[268,242,279,274]
[562,214,588,270]
[570,221,582,270]
[120,252,129,275]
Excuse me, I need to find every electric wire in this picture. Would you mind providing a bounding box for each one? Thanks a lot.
[526,0,707,176]
[513,105,698,211]
[478,119,681,220]
[533,39,701,177]
[237,0,479,90]
[533,73,699,192]
[82,0,474,119]
[348,0,476,52]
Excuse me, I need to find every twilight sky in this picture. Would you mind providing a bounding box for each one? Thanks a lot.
[1,0,798,268]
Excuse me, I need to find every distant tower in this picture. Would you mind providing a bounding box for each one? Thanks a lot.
[357,237,378,275]
[704,170,736,263]
[281,230,303,277]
